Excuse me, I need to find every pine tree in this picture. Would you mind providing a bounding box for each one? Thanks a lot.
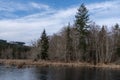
[65,24,73,62]
[75,4,90,61]
[113,24,120,57]
[40,29,49,60]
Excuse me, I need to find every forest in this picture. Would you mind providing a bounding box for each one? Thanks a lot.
[0,4,120,65]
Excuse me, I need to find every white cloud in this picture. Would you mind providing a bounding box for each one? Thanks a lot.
[87,0,120,26]
[30,2,49,10]
[0,1,50,12]
[0,0,120,45]
[0,6,77,44]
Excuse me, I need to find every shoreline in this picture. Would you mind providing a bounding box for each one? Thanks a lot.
[0,59,120,69]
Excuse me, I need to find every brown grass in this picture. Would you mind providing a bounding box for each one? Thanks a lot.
[0,59,120,69]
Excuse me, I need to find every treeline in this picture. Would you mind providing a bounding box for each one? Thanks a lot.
[0,4,120,64]
[0,40,31,59]
[31,4,120,64]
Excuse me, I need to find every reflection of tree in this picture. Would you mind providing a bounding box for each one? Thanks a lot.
[48,67,67,80]
[34,67,119,80]
[94,68,112,80]
[56,67,114,80]
[77,68,113,80]
[70,67,95,80]
[35,67,48,80]
[40,69,48,80]
[64,67,75,80]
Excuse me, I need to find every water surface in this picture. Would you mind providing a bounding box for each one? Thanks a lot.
[0,66,119,80]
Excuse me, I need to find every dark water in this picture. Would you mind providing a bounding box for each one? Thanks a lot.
[0,66,120,80]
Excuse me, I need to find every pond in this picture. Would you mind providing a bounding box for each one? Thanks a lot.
[0,66,120,80]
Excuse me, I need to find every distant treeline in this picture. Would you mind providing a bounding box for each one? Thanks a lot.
[0,4,120,65]
[0,39,31,59]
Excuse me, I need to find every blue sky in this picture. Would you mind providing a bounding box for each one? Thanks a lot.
[0,0,120,45]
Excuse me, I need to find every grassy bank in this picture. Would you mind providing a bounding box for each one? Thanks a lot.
[0,59,120,69]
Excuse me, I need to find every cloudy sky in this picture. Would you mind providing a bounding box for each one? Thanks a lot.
[0,0,120,45]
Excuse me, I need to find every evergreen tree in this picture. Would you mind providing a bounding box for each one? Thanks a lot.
[113,24,120,57]
[40,29,49,60]
[65,23,73,62]
[75,4,90,61]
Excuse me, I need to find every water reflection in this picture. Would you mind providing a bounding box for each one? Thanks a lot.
[0,66,35,80]
[0,66,119,80]
[35,67,120,80]
[34,66,48,80]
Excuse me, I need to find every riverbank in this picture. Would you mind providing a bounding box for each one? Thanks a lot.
[0,59,120,69]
